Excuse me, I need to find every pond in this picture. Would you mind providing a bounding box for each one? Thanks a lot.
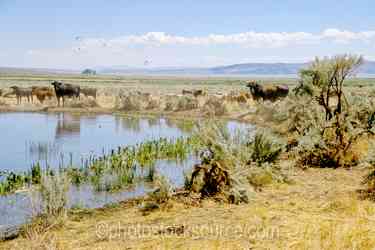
[0,112,253,235]
[0,112,193,172]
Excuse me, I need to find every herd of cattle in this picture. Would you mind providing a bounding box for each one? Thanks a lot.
[0,80,289,107]
[0,81,97,106]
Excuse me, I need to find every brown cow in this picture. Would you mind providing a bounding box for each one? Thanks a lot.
[246,81,289,102]
[31,86,55,104]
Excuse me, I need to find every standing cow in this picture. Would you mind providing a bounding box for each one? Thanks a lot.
[51,81,80,107]
[31,86,55,104]
[246,81,289,102]
[9,86,33,104]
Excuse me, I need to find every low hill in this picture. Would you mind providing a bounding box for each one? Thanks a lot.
[1,61,375,76]
[98,61,375,76]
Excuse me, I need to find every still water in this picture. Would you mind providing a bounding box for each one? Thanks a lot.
[0,112,253,233]
[0,112,192,172]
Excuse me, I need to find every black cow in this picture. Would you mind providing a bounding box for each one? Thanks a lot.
[246,81,289,102]
[51,81,80,107]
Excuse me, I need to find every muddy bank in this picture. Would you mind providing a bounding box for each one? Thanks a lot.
[0,91,257,123]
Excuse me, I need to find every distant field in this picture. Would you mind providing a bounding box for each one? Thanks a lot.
[0,73,374,94]
[0,72,296,85]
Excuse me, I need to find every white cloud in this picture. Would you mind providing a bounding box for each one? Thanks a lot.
[322,28,375,43]
[73,29,375,51]
[74,31,320,50]
[19,29,375,69]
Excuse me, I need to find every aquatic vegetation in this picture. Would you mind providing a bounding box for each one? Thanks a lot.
[0,162,43,195]
[0,135,202,196]
[145,165,156,182]
[27,141,61,159]
[0,172,28,195]
[66,167,88,187]
[30,163,42,185]
[83,136,201,191]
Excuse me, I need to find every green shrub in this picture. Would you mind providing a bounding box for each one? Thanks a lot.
[249,131,284,166]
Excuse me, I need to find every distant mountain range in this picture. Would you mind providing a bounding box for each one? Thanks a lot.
[97,61,375,76]
[1,61,375,76]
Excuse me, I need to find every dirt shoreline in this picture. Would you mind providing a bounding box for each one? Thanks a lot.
[1,167,374,249]
[0,105,256,124]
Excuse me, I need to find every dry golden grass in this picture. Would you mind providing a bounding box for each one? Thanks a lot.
[1,168,374,250]
[0,84,254,120]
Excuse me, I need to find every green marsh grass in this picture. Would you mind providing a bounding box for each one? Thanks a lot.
[0,136,202,195]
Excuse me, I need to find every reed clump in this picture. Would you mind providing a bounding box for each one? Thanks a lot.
[0,163,42,195]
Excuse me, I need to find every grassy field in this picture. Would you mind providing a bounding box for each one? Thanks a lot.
[0,73,295,95]
[0,72,374,104]
[1,72,374,84]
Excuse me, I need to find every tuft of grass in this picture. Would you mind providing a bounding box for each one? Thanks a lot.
[148,176,173,204]
[39,171,69,220]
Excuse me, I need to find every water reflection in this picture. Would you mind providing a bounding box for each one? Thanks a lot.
[165,118,196,133]
[114,115,141,133]
[55,113,81,140]
[146,116,161,127]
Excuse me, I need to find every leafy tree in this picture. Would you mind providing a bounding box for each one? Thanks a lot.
[300,55,363,120]
[295,55,373,168]
[81,69,97,75]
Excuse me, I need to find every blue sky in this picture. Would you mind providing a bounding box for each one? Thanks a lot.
[1,0,375,69]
